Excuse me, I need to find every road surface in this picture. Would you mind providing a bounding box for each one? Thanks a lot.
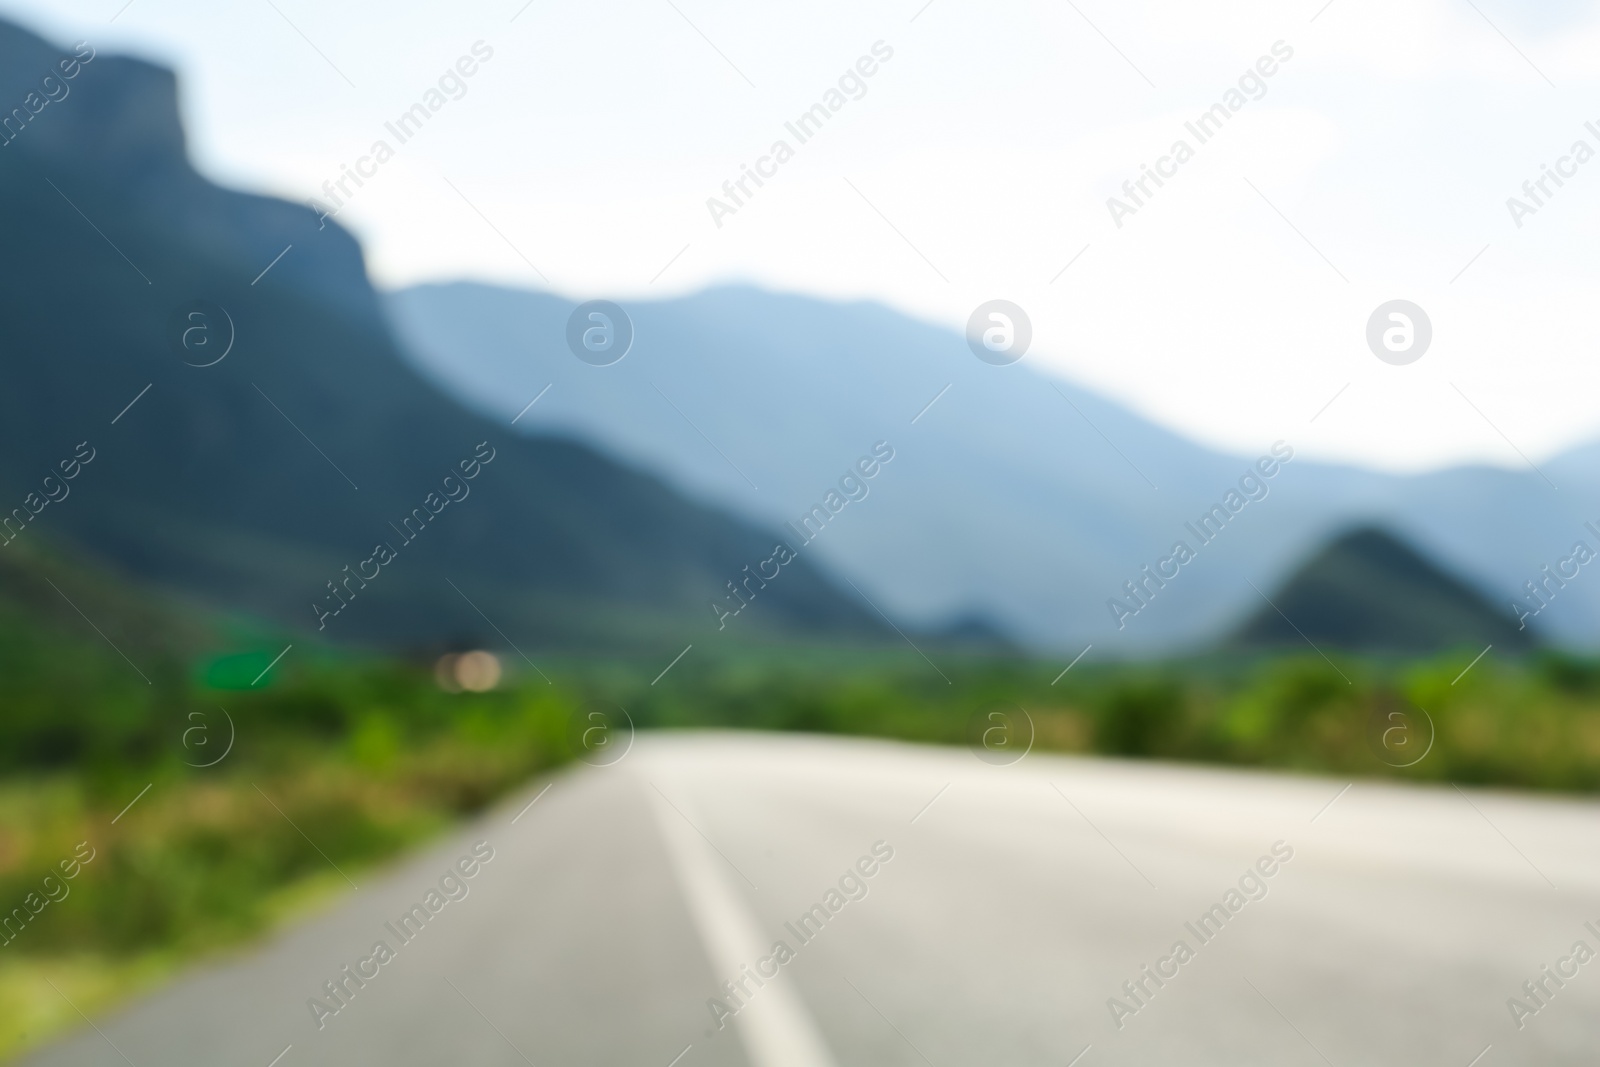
[24,731,1600,1066]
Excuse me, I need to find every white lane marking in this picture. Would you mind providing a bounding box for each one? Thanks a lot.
[644,776,839,1067]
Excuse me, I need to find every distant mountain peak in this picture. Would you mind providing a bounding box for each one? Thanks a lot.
[1229,525,1535,655]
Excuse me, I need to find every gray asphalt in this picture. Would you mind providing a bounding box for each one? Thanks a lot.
[24,732,1600,1066]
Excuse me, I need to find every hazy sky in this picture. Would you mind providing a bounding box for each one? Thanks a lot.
[10,0,1600,473]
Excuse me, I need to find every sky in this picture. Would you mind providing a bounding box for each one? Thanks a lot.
[9,0,1600,474]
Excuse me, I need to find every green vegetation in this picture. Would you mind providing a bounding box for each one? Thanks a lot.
[5,544,1600,1060]
[616,644,1600,791]
[0,544,581,1059]
[0,651,577,1060]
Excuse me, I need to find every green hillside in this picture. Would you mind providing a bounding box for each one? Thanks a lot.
[1229,526,1533,655]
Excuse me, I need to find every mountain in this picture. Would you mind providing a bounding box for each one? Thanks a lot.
[0,19,883,651]
[386,281,1600,655]
[1229,527,1535,654]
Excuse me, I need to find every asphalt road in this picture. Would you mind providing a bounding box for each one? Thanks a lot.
[24,732,1600,1066]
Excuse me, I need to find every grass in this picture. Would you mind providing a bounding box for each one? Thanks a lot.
[0,655,576,1060]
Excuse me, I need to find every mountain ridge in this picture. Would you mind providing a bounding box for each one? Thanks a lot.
[386,279,1600,653]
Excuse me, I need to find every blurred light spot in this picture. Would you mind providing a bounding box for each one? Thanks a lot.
[437,650,501,693]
